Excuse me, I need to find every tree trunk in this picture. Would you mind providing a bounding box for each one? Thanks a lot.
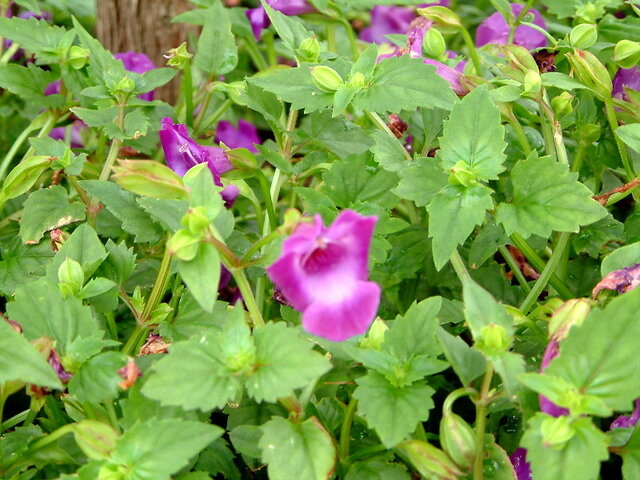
[96,0,194,102]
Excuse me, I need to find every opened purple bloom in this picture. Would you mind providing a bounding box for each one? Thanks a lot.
[114,51,157,101]
[215,119,261,153]
[509,448,532,480]
[476,3,547,50]
[613,66,640,101]
[539,338,570,417]
[610,400,640,429]
[267,210,381,342]
[159,117,238,207]
[360,6,416,44]
[423,58,468,95]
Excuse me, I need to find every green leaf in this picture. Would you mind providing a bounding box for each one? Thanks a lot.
[463,277,513,340]
[497,157,607,239]
[307,111,374,158]
[521,414,609,480]
[71,106,118,128]
[177,242,221,313]
[394,157,448,207]
[80,180,163,243]
[354,371,435,447]
[601,241,640,275]
[107,419,223,480]
[46,223,107,279]
[6,280,101,355]
[545,287,640,411]
[68,351,127,403]
[72,17,125,83]
[345,459,411,480]
[0,239,53,295]
[0,17,68,63]
[0,64,61,107]
[490,351,526,400]
[142,336,243,411]
[436,328,486,386]
[572,215,624,258]
[617,123,640,154]
[259,416,336,480]
[428,184,493,270]
[384,297,443,360]
[194,2,238,75]
[104,109,149,140]
[437,86,506,181]
[0,318,62,389]
[160,294,227,341]
[621,426,640,479]
[248,323,331,403]
[353,56,457,113]
[19,186,85,244]
[261,0,312,55]
[96,240,137,286]
[137,197,189,232]
[370,129,407,173]
[469,223,509,268]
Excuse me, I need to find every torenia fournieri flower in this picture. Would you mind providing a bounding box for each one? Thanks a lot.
[613,66,640,101]
[475,3,547,50]
[267,210,381,342]
[509,448,532,480]
[215,119,261,153]
[159,117,238,207]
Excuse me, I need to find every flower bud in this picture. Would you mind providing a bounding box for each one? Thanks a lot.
[67,45,90,70]
[423,28,447,59]
[540,415,575,449]
[498,45,539,83]
[111,159,189,199]
[614,40,640,70]
[360,317,388,350]
[165,42,193,69]
[58,257,84,297]
[181,206,210,237]
[566,49,612,100]
[348,71,366,89]
[310,65,343,93]
[166,229,200,261]
[448,160,477,187]
[569,24,598,50]
[298,36,320,63]
[399,440,464,479]
[114,76,136,94]
[417,6,462,34]
[548,298,590,341]
[523,69,542,94]
[72,420,118,460]
[478,324,510,354]
[551,91,574,118]
[440,413,477,470]
[0,155,52,207]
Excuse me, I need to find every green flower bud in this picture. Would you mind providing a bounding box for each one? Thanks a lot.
[58,257,84,297]
[614,40,640,69]
[523,69,542,94]
[310,65,344,93]
[540,415,576,449]
[360,317,388,350]
[298,36,320,63]
[566,49,612,100]
[550,91,574,119]
[478,324,510,353]
[548,298,591,341]
[417,6,462,34]
[448,160,477,187]
[348,71,366,89]
[114,75,136,94]
[167,229,200,261]
[498,45,539,83]
[398,440,464,479]
[165,42,193,69]
[181,206,210,237]
[68,45,90,70]
[440,413,477,470]
[569,24,598,50]
[423,28,447,59]
[111,159,189,200]
[72,420,119,460]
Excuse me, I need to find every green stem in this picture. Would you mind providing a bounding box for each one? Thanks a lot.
[571,142,587,173]
[257,170,278,232]
[243,37,268,71]
[507,114,532,156]
[473,363,494,480]
[0,42,20,64]
[231,266,265,328]
[443,387,477,415]
[0,387,6,436]
[450,249,471,283]
[242,229,282,264]
[538,101,556,161]
[199,98,233,133]
[194,75,215,131]
[1,409,29,432]
[140,243,172,321]
[340,19,359,61]
[103,401,121,433]
[498,245,531,294]
[366,111,413,162]
[460,27,482,75]
[98,105,126,181]
[519,21,558,45]
[519,232,572,314]
[604,99,635,182]
[540,93,568,164]
[264,32,277,67]
[510,233,573,299]
[121,324,147,357]
[183,60,194,129]
[326,24,337,53]
[339,399,358,461]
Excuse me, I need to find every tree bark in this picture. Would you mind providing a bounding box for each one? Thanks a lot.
[96,0,194,102]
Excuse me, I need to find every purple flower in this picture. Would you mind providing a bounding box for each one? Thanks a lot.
[476,3,547,50]
[611,400,640,429]
[246,7,269,40]
[613,67,640,101]
[214,119,261,153]
[267,210,381,341]
[114,51,157,101]
[360,6,417,44]
[159,117,238,207]
[423,58,468,95]
[49,122,86,149]
[539,339,570,417]
[509,448,532,480]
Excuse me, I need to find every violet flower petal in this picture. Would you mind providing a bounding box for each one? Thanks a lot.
[613,66,640,100]
[267,0,314,16]
[476,3,547,50]
[49,122,86,149]
[360,6,416,44]
[611,399,640,429]
[423,58,468,95]
[267,210,380,341]
[246,7,270,40]
[539,339,570,417]
[215,119,261,153]
[509,448,532,480]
